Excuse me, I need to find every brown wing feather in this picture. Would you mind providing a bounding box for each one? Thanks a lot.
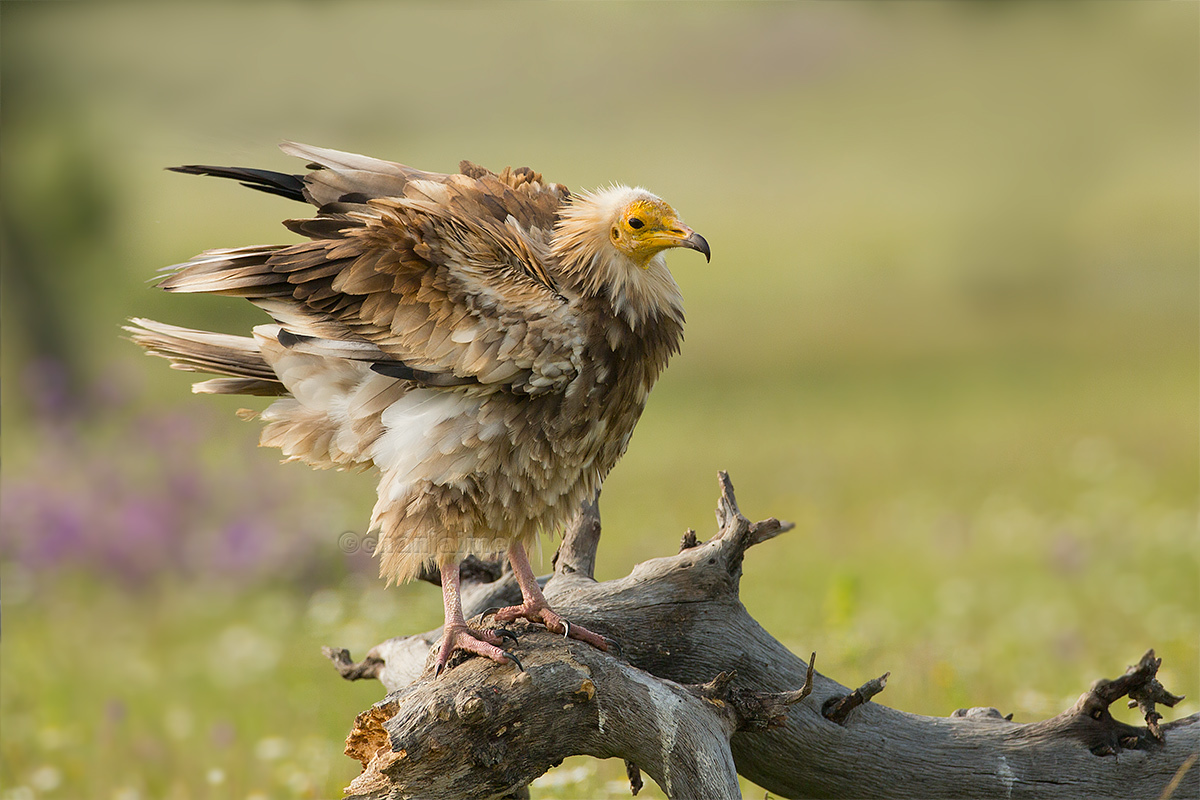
[159,145,581,395]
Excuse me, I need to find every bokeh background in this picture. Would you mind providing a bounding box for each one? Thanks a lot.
[2,3,1196,798]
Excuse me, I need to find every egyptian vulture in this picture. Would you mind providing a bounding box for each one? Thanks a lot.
[128,143,708,673]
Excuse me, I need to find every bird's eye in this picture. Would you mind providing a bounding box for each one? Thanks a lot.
[628,217,644,230]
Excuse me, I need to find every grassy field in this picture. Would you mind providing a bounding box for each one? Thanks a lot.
[3,3,1197,798]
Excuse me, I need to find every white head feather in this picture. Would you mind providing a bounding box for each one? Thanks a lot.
[552,185,688,330]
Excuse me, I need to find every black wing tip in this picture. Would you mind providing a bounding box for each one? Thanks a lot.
[167,164,307,203]
[276,329,309,348]
[369,362,478,388]
[370,361,418,381]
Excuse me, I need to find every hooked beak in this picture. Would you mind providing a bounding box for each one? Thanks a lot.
[655,222,710,263]
[681,230,711,263]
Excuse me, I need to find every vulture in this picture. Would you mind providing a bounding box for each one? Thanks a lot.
[128,143,708,674]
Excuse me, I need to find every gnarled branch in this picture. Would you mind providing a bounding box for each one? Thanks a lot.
[340,624,812,800]
[328,473,1199,799]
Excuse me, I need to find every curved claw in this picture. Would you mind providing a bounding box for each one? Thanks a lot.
[434,661,445,679]
[561,619,571,639]
[478,606,503,622]
[494,628,518,645]
[603,636,624,658]
[501,650,524,672]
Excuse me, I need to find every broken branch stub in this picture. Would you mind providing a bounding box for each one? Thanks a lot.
[711,471,795,581]
[323,646,383,682]
[552,489,602,580]
[823,670,890,725]
[1068,649,1188,753]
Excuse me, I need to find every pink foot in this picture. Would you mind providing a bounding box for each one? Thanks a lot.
[487,600,611,652]
[434,624,521,677]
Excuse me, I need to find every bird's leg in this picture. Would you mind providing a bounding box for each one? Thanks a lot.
[489,542,610,651]
[435,561,521,677]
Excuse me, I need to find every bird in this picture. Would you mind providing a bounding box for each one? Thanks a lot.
[127,143,708,674]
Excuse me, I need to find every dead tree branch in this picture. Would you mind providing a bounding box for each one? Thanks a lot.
[328,472,1199,799]
[822,670,890,725]
[551,489,602,580]
[339,624,812,800]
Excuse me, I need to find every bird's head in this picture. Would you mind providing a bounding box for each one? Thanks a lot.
[553,185,705,328]
[606,195,711,268]
[555,186,709,269]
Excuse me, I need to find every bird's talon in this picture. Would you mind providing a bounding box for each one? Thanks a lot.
[479,606,503,622]
[604,637,624,658]
[502,650,524,672]
[561,619,571,639]
[495,628,518,645]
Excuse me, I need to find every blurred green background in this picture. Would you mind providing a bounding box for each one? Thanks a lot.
[2,3,1196,798]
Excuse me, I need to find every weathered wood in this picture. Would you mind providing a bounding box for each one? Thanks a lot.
[551,488,602,580]
[339,624,813,800]
[822,670,890,725]
[328,473,1199,799]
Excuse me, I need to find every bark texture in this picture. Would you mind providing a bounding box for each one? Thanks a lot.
[326,473,1199,800]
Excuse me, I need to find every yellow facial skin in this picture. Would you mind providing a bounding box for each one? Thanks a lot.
[610,198,711,267]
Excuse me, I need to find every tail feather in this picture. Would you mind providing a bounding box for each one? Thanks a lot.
[192,378,287,397]
[156,246,289,297]
[125,318,286,395]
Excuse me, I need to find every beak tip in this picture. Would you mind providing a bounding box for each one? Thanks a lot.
[683,231,711,263]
